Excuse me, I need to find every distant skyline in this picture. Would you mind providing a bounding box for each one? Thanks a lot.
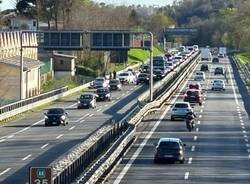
[0,0,174,10]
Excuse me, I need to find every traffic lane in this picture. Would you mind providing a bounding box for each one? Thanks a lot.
[0,83,140,142]
[0,84,148,183]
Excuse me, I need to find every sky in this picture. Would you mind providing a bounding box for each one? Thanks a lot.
[0,0,174,10]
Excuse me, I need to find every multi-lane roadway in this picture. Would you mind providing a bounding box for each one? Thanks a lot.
[105,57,250,184]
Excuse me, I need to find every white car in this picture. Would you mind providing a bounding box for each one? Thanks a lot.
[93,77,109,88]
[171,102,193,120]
[211,79,225,91]
[118,72,136,84]
[194,71,206,81]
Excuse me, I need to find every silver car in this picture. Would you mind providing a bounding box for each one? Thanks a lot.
[211,79,225,91]
[171,102,193,120]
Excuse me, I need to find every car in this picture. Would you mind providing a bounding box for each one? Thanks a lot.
[154,138,186,164]
[194,71,206,81]
[44,108,69,126]
[140,64,150,73]
[136,73,150,84]
[153,69,165,80]
[211,79,226,91]
[93,77,109,88]
[109,79,122,91]
[166,62,174,71]
[77,93,97,109]
[170,102,193,120]
[117,72,135,84]
[212,57,219,63]
[214,67,224,75]
[218,53,225,58]
[96,87,111,101]
[200,64,209,72]
[184,89,202,106]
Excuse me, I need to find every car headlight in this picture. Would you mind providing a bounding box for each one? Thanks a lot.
[179,150,183,155]
[60,115,66,120]
[77,101,81,104]
[105,94,109,97]
[44,115,48,119]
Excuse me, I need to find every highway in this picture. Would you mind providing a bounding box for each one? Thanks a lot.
[0,82,148,183]
[105,57,250,184]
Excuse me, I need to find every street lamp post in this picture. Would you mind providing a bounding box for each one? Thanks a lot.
[20,32,24,100]
[149,32,154,102]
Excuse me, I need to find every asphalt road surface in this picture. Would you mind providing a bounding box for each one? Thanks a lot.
[0,82,148,184]
[105,57,250,184]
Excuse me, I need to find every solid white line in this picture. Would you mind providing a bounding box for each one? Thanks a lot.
[188,157,193,164]
[69,126,75,130]
[7,135,14,139]
[0,168,11,176]
[89,114,94,117]
[228,66,239,104]
[196,128,199,132]
[80,119,85,123]
[22,154,32,161]
[194,136,198,141]
[184,172,189,180]
[56,134,63,139]
[191,145,195,152]
[41,143,49,149]
[0,139,5,143]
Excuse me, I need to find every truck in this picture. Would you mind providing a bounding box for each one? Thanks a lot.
[200,48,212,61]
[153,56,169,75]
[218,47,227,58]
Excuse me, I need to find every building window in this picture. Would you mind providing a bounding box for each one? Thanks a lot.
[60,60,64,65]
[33,21,37,27]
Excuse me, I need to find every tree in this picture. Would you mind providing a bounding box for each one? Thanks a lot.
[128,9,141,30]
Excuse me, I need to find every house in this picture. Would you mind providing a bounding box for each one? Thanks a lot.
[0,56,43,100]
[53,52,77,79]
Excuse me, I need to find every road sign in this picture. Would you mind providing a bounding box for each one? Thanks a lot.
[30,167,52,184]
[165,28,198,36]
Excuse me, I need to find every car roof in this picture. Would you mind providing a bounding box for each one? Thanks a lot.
[159,138,181,143]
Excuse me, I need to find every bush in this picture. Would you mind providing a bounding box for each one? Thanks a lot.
[76,65,97,77]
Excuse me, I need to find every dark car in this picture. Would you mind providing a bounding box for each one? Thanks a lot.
[154,138,185,164]
[109,79,122,91]
[184,89,202,106]
[140,64,150,73]
[136,73,150,85]
[200,64,209,72]
[44,108,69,126]
[77,94,96,109]
[214,67,224,75]
[154,69,165,80]
[212,57,219,63]
[96,88,111,101]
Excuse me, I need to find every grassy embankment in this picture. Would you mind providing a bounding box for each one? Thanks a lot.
[235,53,250,88]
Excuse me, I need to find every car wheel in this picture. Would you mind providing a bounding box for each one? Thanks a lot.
[199,102,202,106]
[45,123,48,127]
[180,159,185,164]
[154,159,160,164]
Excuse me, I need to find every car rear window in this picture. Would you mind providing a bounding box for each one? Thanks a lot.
[159,141,180,149]
[174,103,188,108]
[80,95,92,99]
[186,91,199,96]
[119,73,129,76]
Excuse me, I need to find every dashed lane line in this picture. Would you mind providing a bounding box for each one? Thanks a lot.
[80,119,85,123]
[0,168,11,176]
[22,154,32,161]
[194,136,198,141]
[89,114,94,117]
[69,126,75,131]
[244,139,248,142]
[191,146,195,152]
[246,144,249,147]
[0,139,6,143]
[197,121,201,125]
[184,172,190,180]
[41,143,49,149]
[188,157,193,164]
[56,134,63,139]
[196,128,199,132]
[199,115,202,118]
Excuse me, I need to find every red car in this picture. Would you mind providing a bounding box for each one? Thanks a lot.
[184,89,202,106]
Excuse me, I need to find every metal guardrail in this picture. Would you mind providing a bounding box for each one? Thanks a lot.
[0,87,68,114]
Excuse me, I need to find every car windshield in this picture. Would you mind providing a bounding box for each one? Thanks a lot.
[167,63,173,66]
[47,108,64,114]
[196,72,203,75]
[187,90,199,96]
[139,74,147,77]
[95,78,104,82]
[174,103,188,108]
[110,80,118,84]
[159,141,180,149]
[119,73,129,76]
[80,95,92,99]
[142,66,149,69]
[214,80,223,84]
[97,88,108,93]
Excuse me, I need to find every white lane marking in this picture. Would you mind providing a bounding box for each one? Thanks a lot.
[80,119,85,123]
[184,172,189,180]
[97,109,102,112]
[41,143,49,149]
[241,123,245,126]
[75,114,89,122]
[197,121,201,125]
[116,97,120,100]
[56,134,63,139]
[237,109,240,111]
[126,91,129,94]
[239,116,242,119]
[237,111,241,114]
[112,65,193,184]
[69,126,75,131]
[245,139,248,142]
[247,149,250,153]
[0,168,11,176]
[240,120,244,122]
[237,106,240,109]
[196,128,199,132]
[22,154,32,161]
[203,101,206,104]
[246,144,249,147]
[194,136,198,141]
[191,146,195,152]
[199,115,202,118]
[243,130,246,134]
[228,66,239,104]
[200,109,203,113]
[122,94,125,96]
[0,139,5,143]
[105,104,108,107]
[89,114,94,117]
[188,157,193,164]
[244,135,248,138]
[7,135,14,139]
[242,126,245,130]
[248,155,250,159]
